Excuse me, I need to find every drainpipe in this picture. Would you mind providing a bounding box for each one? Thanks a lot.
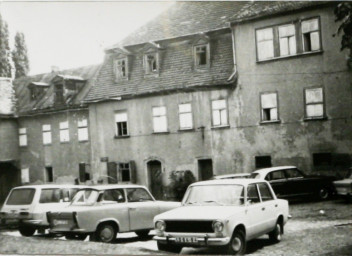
[227,23,238,82]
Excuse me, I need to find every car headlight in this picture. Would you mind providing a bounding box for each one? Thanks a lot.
[155,220,166,231]
[212,220,224,233]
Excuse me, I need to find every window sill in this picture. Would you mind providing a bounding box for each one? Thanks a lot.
[144,72,159,78]
[303,116,328,122]
[60,141,70,144]
[78,140,89,143]
[194,66,210,72]
[19,145,28,148]
[260,120,281,125]
[256,50,323,63]
[114,135,130,139]
[152,131,170,135]
[43,143,52,146]
[211,125,230,130]
[178,128,195,132]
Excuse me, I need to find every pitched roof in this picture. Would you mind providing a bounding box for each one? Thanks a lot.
[14,64,101,115]
[109,1,328,49]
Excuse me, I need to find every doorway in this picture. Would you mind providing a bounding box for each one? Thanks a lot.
[147,160,163,200]
[198,159,213,181]
[0,162,21,204]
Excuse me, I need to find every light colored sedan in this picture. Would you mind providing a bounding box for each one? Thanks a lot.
[48,185,180,242]
[154,179,289,254]
[334,168,352,202]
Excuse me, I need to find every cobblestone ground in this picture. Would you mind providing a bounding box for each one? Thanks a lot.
[0,199,351,255]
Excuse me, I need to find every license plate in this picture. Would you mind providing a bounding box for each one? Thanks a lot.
[175,237,198,243]
[53,219,68,225]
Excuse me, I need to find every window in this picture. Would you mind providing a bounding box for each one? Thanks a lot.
[79,163,90,182]
[313,153,332,169]
[260,93,278,122]
[19,128,27,147]
[152,106,167,132]
[305,87,324,118]
[6,189,35,205]
[102,189,125,203]
[179,103,193,129]
[255,156,272,169]
[266,170,286,181]
[194,44,209,66]
[42,124,52,145]
[45,166,53,182]
[279,24,296,56]
[144,53,158,74]
[59,121,69,142]
[126,188,153,202]
[212,99,228,127]
[256,28,274,60]
[302,18,321,52]
[21,168,29,183]
[247,184,260,203]
[285,168,304,178]
[258,183,274,201]
[78,119,89,141]
[256,17,321,61]
[119,163,131,182]
[114,58,127,80]
[54,84,64,104]
[39,189,60,203]
[115,112,128,136]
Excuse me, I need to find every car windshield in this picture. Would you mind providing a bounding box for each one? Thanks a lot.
[71,189,100,206]
[184,185,244,206]
[6,188,35,205]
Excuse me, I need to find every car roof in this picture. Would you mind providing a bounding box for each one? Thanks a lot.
[252,166,296,176]
[213,173,250,179]
[190,178,267,186]
[80,184,146,190]
[12,184,89,189]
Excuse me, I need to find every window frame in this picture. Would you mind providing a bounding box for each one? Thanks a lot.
[178,103,194,130]
[260,91,280,123]
[304,86,326,120]
[59,121,70,143]
[119,162,131,182]
[113,57,128,81]
[114,111,129,137]
[301,17,322,53]
[211,99,229,128]
[77,119,89,142]
[152,106,168,133]
[42,124,52,145]
[19,128,27,147]
[45,166,54,183]
[193,43,210,69]
[144,52,159,75]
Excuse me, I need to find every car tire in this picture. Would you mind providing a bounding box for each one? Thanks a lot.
[19,226,36,237]
[318,187,329,200]
[269,222,283,243]
[96,223,117,243]
[224,229,246,255]
[65,234,88,240]
[157,241,182,253]
[135,230,150,238]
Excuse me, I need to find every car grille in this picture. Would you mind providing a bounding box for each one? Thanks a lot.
[164,220,213,233]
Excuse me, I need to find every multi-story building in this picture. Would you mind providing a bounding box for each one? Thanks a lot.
[83,1,351,199]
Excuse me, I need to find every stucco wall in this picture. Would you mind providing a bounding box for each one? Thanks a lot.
[0,118,19,162]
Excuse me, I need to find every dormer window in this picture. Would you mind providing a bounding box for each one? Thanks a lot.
[141,42,162,77]
[114,57,129,81]
[192,35,210,69]
[52,75,85,105]
[195,45,207,66]
[144,52,158,74]
[28,82,49,101]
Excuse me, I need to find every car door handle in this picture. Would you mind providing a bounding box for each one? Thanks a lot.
[275,204,278,207]
[262,207,265,211]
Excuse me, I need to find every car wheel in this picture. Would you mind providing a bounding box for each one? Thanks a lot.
[19,226,36,237]
[318,187,329,200]
[135,230,150,238]
[225,229,246,255]
[65,234,88,240]
[269,222,283,243]
[157,241,182,253]
[96,223,117,243]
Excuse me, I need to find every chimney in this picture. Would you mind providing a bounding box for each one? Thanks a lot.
[51,66,60,73]
[0,77,15,115]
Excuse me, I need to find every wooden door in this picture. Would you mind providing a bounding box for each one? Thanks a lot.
[148,161,163,200]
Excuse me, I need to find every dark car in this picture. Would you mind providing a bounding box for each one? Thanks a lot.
[251,166,336,200]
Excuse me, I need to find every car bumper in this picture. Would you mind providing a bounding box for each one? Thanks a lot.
[154,235,230,246]
[1,218,48,227]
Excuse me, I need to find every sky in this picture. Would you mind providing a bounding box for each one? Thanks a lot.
[0,1,174,75]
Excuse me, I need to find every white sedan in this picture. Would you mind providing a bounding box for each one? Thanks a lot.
[154,179,289,254]
[48,185,180,242]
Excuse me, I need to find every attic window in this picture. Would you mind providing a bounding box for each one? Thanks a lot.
[195,45,207,65]
[193,37,210,69]
[144,53,158,74]
[114,58,128,81]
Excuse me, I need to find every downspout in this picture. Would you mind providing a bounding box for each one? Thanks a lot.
[228,23,238,83]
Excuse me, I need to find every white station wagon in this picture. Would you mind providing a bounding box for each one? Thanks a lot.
[154,179,289,255]
[48,184,180,242]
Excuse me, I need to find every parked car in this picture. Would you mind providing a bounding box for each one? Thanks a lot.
[48,185,180,242]
[0,184,85,236]
[333,168,352,202]
[250,166,336,200]
[212,173,250,180]
[154,179,289,254]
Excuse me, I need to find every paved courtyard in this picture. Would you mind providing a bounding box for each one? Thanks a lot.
[0,199,351,255]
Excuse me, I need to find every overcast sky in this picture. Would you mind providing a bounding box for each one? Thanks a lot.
[0,1,174,75]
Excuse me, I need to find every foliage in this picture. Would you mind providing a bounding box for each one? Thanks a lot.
[0,13,12,77]
[334,2,352,69]
[169,170,196,201]
[12,32,30,78]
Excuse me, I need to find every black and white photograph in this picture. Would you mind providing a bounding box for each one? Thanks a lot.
[0,0,351,255]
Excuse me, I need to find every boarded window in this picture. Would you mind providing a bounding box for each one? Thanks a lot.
[19,128,27,147]
[305,88,324,118]
[279,24,296,56]
[42,124,52,145]
[261,93,278,121]
[153,106,167,132]
[256,28,274,60]
[115,112,128,136]
[59,121,70,142]
[212,99,228,126]
[78,119,89,141]
[179,103,193,129]
[302,18,320,52]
